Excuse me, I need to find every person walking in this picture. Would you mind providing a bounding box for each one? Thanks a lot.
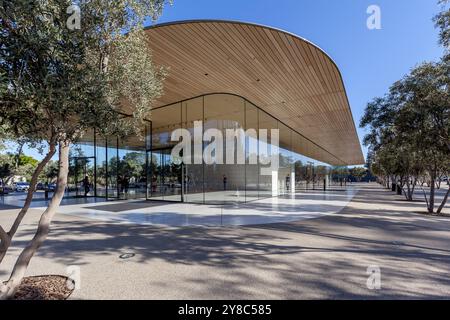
[223,175,227,191]
[83,176,90,197]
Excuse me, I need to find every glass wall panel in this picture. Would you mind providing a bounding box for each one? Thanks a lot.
[71,129,96,158]
[151,104,182,150]
[68,129,95,197]
[118,135,146,200]
[245,101,259,202]
[137,93,338,204]
[95,135,107,197]
[292,133,311,190]
[148,103,182,201]
[148,149,162,199]
[107,136,118,199]
[182,97,204,203]
[203,94,245,204]
[278,123,292,195]
[258,111,278,198]
[315,160,330,190]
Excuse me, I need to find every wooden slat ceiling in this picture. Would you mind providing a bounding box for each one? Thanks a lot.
[142,20,365,165]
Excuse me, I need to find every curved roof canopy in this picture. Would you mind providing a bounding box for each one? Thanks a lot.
[143,20,364,165]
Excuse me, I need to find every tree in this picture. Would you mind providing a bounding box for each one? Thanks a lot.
[331,166,349,185]
[362,1,449,207]
[40,160,59,184]
[0,0,75,266]
[434,0,450,53]
[0,152,39,184]
[349,167,366,182]
[0,0,169,298]
[0,153,13,181]
[395,60,449,212]
[361,59,449,212]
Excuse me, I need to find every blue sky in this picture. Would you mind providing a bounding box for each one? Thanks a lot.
[16,0,445,162]
[155,0,445,160]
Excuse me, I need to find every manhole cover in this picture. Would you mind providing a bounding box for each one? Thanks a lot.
[119,253,135,260]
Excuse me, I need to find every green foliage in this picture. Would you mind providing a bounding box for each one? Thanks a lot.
[0,0,171,298]
[18,155,38,167]
[434,0,450,49]
[39,160,59,183]
[0,153,12,179]
[0,152,38,181]
[0,0,169,146]
[331,166,349,178]
[361,60,449,167]
[119,152,146,179]
[349,167,366,181]
[360,44,449,211]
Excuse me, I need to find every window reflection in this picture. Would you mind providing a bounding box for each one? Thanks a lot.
[67,94,343,203]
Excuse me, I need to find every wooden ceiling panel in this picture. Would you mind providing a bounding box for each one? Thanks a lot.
[143,20,365,165]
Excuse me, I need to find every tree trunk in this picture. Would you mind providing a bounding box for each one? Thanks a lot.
[437,187,450,215]
[0,139,56,265]
[0,226,10,265]
[0,142,70,300]
[14,142,24,170]
[421,186,429,209]
[404,179,412,201]
[429,176,436,214]
[411,178,416,200]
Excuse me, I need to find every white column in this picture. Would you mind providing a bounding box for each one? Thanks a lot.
[290,170,296,194]
[272,170,278,197]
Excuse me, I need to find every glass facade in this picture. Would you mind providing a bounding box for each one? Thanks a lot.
[68,125,149,200]
[145,93,337,204]
[68,93,345,203]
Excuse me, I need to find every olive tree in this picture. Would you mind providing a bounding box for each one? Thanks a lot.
[361,59,449,212]
[0,0,169,299]
[434,0,450,52]
[395,61,450,212]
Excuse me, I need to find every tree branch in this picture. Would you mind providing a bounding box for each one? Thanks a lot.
[0,226,8,241]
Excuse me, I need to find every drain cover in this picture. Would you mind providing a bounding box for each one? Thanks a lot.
[119,253,135,260]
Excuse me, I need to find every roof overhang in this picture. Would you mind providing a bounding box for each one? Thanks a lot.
[142,20,365,165]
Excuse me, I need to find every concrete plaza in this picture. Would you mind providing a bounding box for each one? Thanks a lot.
[0,183,449,299]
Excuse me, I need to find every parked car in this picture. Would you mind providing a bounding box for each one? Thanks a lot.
[15,182,30,192]
[37,182,56,191]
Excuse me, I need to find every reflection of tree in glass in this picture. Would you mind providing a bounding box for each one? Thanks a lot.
[109,152,146,193]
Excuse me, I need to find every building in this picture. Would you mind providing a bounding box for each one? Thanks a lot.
[67,20,364,204]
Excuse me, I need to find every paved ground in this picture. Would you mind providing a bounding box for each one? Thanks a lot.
[0,183,449,299]
[0,187,357,226]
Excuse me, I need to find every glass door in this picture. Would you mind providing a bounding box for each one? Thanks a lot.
[147,148,183,202]
[68,157,95,197]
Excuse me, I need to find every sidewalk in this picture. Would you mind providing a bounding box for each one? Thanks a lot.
[1,183,449,299]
